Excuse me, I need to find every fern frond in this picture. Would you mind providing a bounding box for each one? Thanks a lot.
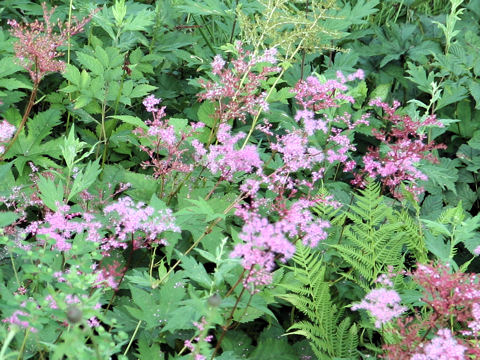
[331,180,407,289]
[279,243,359,359]
[395,210,428,262]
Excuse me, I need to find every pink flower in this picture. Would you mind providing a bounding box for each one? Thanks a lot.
[354,99,445,199]
[352,288,406,328]
[0,120,15,142]
[410,329,467,360]
[2,310,37,333]
[198,123,263,180]
[143,95,162,113]
[211,54,225,75]
[230,216,296,291]
[103,196,179,249]
[198,46,280,123]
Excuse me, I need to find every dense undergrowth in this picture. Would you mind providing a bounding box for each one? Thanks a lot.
[1,0,480,359]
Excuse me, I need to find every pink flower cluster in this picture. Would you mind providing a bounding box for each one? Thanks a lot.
[184,317,213,360]
[192,123,263,181]
[0,119,16,154]
[290,72,369,180]
[2,310,37,333]
[293,70,364,119]
[230,216,296,290]
[271,130,324,173]
[231,197,330,291]
[93,261,125,289]
[7,3,97,84]
[410,329,467,360]
[198,42,280,123]
[103,196,180,251]
[383,263,480,359]
[352,286,406,328]
[136,95,204,179]
[25,204,101,252]
[353,99,446,199]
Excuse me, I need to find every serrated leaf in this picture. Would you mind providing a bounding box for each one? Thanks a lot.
[0,57,23,77]
[76,52,104,76]
[469,80,480,109]
[0,78,31,90]
[130,84,158,98]
[68,160,101,201]
[135,338,163,360]
[179,255,212,289]
[421,158,459,195]
[63,64,81,85]
[108,115,148,130]
[37,175,64,211]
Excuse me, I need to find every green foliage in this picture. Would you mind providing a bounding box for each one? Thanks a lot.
[1,0,480,359]
[330,181,422,290]
[279,243,359,359]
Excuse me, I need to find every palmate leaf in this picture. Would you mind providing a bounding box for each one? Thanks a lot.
[6,109,62,174]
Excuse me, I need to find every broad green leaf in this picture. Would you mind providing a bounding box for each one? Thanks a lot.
[0,212,19,227]
[130,84,158,98]
[0,78,30,90]
[76,52,104,76]
[421,158,459,195]
[63,64,81,85]
[179,254,212,289]
[37,175,65,211]
[197,101,216,127]
[68,160,101,201]
[108,115,148,130]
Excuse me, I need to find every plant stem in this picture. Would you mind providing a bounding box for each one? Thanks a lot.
[210,267,252,359]
[123,320,142,356]
[1,84,38,161]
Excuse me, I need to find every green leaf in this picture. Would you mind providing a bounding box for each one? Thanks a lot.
[76,52,104,76]
[197,101,216,127]
[63,64,81,86]
[123,10,155,31]
[176,0,228,16]
[68,160,101,201]
[424,231,451,262]
[130,84,158,98]
[37,175,65,211]
[406,62,437,93]
[0,78,30,91]
[73,95,92,110]
[135,338,163,360]
[369,83,391,102]
[108,115,148,130]
[0,57,23,77]
[421,158,459,195]
[469,80,480,109]
[179,254,212,289]
[0,212,19,227]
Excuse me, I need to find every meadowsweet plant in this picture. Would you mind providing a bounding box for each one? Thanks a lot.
[382,263,480,359]
[135,95,205,195]
[352,99,446,199]
[1,1,480,359]
[197,42,280,131]
[1,3,97,159]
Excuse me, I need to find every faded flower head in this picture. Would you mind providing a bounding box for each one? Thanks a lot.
[8,2,97,84]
